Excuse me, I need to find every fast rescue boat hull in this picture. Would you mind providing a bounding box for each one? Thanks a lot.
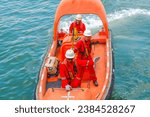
[35,0,115,100]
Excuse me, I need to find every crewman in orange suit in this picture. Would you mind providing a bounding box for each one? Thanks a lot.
[69,14,86,34]
[74,29,99,86]
[60,49,81,91]
[58,28,66,38]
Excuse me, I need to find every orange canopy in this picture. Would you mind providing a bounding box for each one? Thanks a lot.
[53,0,109,40]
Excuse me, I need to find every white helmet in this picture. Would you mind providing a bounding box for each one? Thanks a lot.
[75,14,82,20]
[84,29,92,36]
[65,49,75,59]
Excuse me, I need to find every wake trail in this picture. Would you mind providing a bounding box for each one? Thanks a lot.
[108,8,150,22]
[56,8,150,32]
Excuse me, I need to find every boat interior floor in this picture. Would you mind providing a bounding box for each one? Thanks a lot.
[46,79,61,90]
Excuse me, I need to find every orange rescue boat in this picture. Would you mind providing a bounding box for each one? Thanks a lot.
[35,0,115,100]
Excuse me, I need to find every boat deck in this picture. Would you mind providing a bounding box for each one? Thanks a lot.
[44,42,106,100]
[86,43,106,99]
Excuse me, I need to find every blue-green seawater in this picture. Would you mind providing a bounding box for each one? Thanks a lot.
[0,0,150,100]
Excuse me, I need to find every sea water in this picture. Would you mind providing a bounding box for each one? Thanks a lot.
[0,0,149,99]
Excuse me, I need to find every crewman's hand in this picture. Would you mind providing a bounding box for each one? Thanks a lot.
[65,85,72,91]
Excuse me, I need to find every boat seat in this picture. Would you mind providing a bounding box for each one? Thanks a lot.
[60,36,76,61]
[92,32,106,44]
[44,88,92,100]
[60,43,73,61]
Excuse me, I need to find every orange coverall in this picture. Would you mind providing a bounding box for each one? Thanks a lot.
[69,21,86,34]
[75,37,97,81]
[59,58,81,88]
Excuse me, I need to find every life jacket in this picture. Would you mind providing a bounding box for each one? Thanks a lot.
[62,59,77,80]
[72,21,85,33]
[78,38,91,59]
[58,31,66,38]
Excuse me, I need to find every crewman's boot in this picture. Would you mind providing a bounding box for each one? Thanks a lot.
[93,80,98,86]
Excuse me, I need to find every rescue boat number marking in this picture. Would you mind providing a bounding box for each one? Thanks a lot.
[61,92,75,100]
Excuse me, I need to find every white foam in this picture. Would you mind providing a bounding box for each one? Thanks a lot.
[107,8,150,22]
[58,14,102,33]
[58,9,150,32]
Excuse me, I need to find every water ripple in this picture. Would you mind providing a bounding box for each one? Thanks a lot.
[0,0,150,100]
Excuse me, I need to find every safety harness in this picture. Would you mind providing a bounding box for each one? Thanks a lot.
[72,21,85,33]
[62,59,77,80]
[81,38,91,58]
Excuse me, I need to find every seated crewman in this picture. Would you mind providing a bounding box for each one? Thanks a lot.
[59,49,81,91]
